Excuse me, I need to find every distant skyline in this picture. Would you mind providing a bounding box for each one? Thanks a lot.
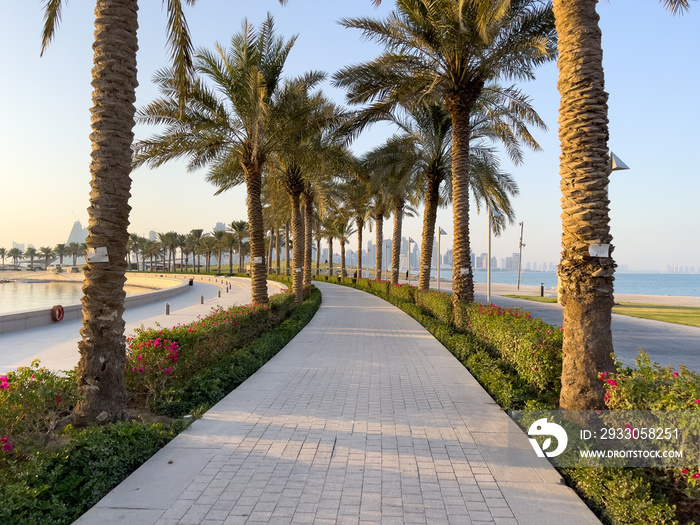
[1,2,699,273]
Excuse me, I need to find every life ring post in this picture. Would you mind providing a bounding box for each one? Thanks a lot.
[51,305,64,322]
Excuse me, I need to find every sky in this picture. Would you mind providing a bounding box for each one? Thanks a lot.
[1,1,699,273]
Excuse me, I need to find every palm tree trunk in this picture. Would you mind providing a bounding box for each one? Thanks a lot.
[290,192,304,303]
[328,236,334,277]
[340,240,347,278]
[285,222,290,276]
[446,90,480,308]
[275,228,280,275]
[374,213,384,280]
[316,236,321,276]
[267,229,273,274]
[303,192,313,287]
[554,0,615,410]
[356,217,364,279]
[74,0,138,426]
[391,203,404,285]
[418,175,441,291]
[244,166,269,305]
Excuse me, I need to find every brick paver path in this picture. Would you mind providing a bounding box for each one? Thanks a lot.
[77,282,599,525]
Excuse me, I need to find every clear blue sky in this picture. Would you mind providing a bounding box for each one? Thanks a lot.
[1,1,698,272]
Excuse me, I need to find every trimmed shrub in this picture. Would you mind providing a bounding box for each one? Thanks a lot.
[388,282,416,302]
[414,288,454,325]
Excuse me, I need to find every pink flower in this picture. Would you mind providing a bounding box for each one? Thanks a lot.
[696,400,700,404]
[673,372,679,377]
[2,442,12,452]
[55,395,62,404]
[694,473,700,479]
[137,355,142,360]
[682,468,689,474]
[599,372,608,380]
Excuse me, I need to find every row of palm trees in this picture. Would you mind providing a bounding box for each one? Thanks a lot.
[0,243,86,270]
[38,0,690,425]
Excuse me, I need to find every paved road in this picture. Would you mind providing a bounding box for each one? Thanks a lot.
[76,282,599,525]
[472,291,700,372]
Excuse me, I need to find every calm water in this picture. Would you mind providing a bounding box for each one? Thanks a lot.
[0,281,147,314]
[464,270,700,297]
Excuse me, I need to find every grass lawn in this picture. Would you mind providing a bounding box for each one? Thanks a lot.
[503,295,700,328]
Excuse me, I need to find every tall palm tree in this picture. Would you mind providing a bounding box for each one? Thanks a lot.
[227,221,248,273]
[67,242,83,267]
[135,15,312,305]
[333,213,356,278]
[24,247,37,270]
[334,0,556,308]
[54,243,68,266]
[340,170,372,280]
[39,246,55,269]
[553,0,691,410]
[41,0,196,425]
[0,247,6,268]
[362,136,422,285]
[8,248,22,270]
[211,229,227,274]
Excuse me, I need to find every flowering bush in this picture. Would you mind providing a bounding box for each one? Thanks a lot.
[0,360,78,463]
[125,302,273,406]
[600,351,700,503]
[459,303,563,393]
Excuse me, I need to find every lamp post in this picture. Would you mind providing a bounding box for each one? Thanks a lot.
[437,227,447,291]
[408,237,415,285]
[516,222,525,290]
[487,206,502,305]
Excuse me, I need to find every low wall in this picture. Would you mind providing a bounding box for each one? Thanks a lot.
[0,274,188,334]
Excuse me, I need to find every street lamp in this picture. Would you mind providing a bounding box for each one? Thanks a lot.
[487,205,502,305]
[408,237,416,285]
[437,227,447,291]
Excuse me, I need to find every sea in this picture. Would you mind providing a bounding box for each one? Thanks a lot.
[0,281,147,315]
[432,270,700,298]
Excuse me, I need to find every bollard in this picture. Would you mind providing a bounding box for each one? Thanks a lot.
[165,303,170,315]
[200,295,204,304]
[218,290,221,298]
[540,283,544,297]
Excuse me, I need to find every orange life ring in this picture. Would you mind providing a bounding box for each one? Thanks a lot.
[51,305,64,322]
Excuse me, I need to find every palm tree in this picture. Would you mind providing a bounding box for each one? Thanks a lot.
[67,242,83,267]
[0,247,6,268]
[362,136,422,285]
[333,214,356,278]
[210,229,226,274]
[24,247,37,269]
[8,248,22,270]
[41,0,197,426]
[334,0,556,307]
[54,244,68,266]
[340,170,372,280]
[553,0,691,410]
[135,15,312,306]
[227,221,248,273]
[39,246,55,269]
[188,229,204,272]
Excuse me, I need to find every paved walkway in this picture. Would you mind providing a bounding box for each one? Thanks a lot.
[76,282,599,525]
